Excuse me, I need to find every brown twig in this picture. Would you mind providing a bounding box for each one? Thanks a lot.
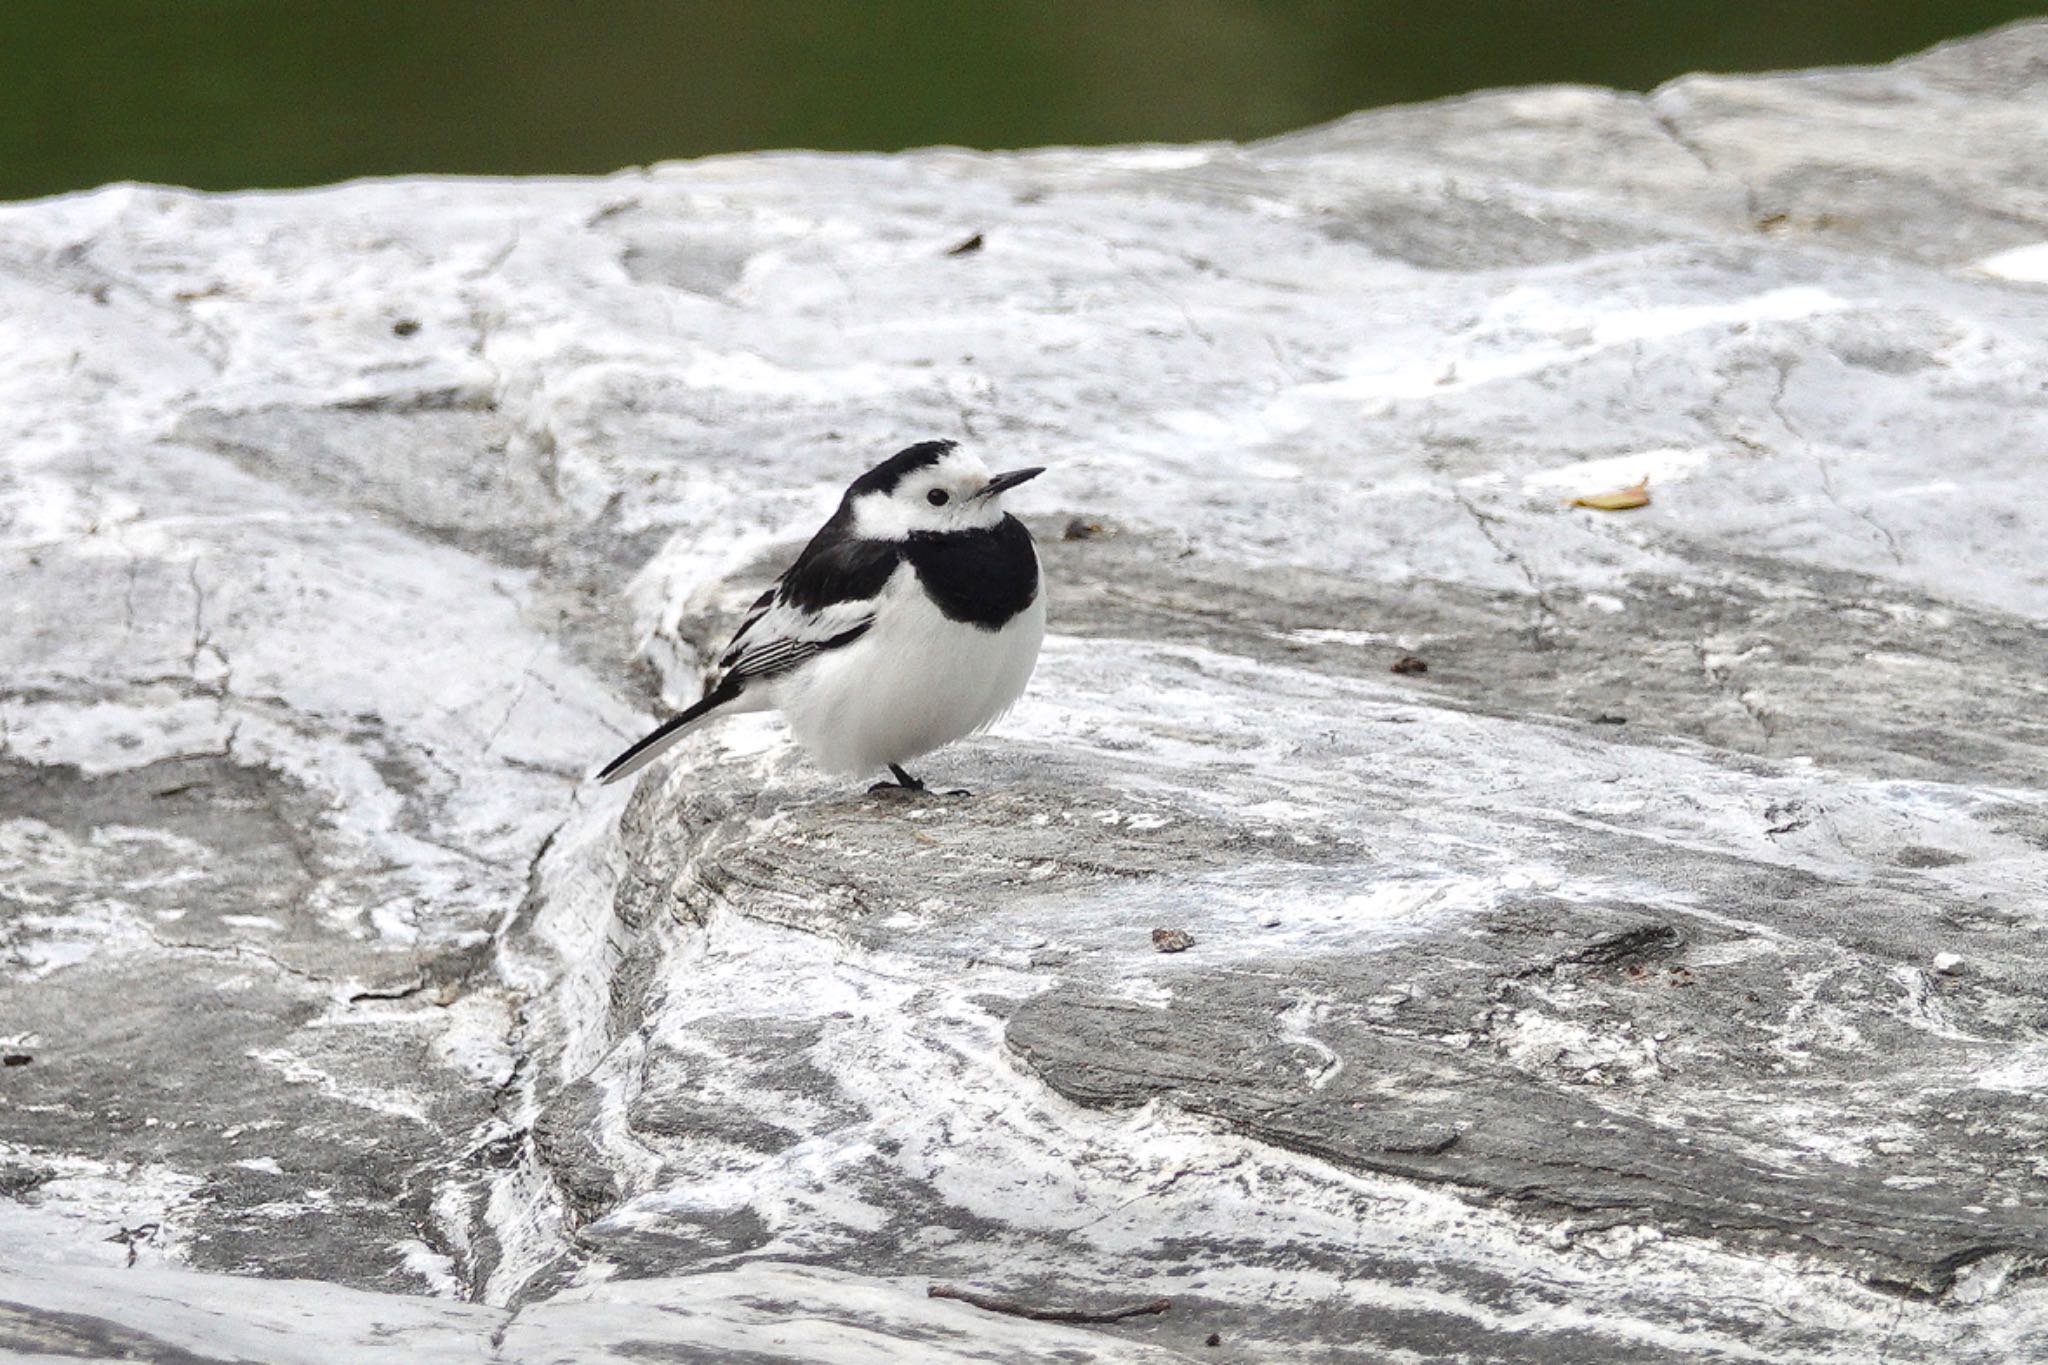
[927,1283,1172,1324]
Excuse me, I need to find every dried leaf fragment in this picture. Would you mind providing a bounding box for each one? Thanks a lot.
[1569,478,1650,511]
[1151,928,1195,953]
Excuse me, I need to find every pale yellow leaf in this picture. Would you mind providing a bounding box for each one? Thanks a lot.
[1569,478,1650,511]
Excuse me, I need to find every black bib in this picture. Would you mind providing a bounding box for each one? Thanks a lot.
[904,516,1040,630]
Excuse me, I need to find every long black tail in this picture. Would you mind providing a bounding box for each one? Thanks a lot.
[593,679,743,785]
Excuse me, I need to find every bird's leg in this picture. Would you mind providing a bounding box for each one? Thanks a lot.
[869,764,927,795]
[867,765,972,798]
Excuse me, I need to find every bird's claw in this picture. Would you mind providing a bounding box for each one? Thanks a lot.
[866,782,971,798]
[869,765,970,798]
[868,765,971,798]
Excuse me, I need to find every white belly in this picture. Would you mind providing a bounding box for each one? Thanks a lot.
[769,564,1046,775]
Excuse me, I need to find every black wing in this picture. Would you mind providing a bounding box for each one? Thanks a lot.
[716,525,901,685]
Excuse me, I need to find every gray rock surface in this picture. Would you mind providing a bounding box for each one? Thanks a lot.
[5,20,2048,1362]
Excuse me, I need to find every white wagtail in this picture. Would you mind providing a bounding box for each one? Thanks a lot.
[596,440,1047,793]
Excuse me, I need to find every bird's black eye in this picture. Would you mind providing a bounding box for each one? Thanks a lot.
[926,488,950,506]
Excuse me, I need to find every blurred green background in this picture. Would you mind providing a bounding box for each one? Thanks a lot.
[5,1,2042,202]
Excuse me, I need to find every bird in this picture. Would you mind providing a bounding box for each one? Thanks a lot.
[596,440,1047,794]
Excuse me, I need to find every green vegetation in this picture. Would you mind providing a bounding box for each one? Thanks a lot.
[5,1,2040,199]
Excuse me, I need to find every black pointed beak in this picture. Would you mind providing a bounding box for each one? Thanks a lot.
[974,466,1045,500]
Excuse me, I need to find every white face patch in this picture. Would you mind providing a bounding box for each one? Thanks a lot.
[848,447,1013,541]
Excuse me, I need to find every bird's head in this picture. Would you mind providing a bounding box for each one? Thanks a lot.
[844,440,1044,541]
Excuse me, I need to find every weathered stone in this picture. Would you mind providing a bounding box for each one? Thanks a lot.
[5,21,2048,1363]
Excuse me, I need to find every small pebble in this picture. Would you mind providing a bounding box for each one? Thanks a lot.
[1206,1332,1222,1347]
[1933,952,1966,976]
[1389,653,1428,675]
[1151,928,1195,953]
[1063,517,1106,541]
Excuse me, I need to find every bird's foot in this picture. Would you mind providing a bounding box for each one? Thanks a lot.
[869,764,926,796]
[867,766,973,798]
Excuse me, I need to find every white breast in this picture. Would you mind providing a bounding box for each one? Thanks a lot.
[769,560,1046,775]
